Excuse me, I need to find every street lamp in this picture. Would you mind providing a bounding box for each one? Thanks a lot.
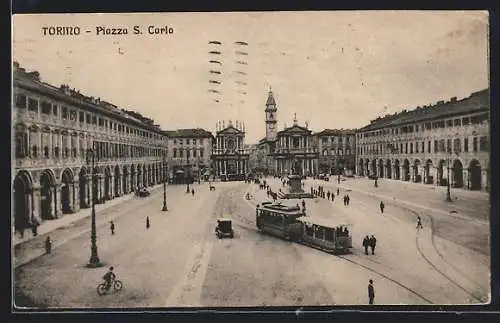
[162,151,168,211]
[197,156,201,184]
[445,135,460,202]
[446,156,452,202]
[86,142,103,268]
[186,152,190,193]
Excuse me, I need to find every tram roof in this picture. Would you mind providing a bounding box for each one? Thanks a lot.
[260,202,302,213]
[296,216,351,228]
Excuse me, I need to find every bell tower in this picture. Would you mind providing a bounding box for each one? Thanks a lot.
[265,87,278,141]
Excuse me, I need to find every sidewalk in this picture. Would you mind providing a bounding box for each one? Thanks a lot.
[346,176,488,199]
[13,184,164,247]
[13,184,164,267]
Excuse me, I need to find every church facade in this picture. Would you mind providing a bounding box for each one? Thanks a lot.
[212,120,250,181]
[272,118,319,176]
[257,89,319,176]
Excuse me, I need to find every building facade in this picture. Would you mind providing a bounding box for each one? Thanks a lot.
[313,129,356,175]
[166,128,214,183]
[256,89,279,175]
[355,89,489,191]
[212,120,249,180]
[272,116,319,176]
[13,62,169,233]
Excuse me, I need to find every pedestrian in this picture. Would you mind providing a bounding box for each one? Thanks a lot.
[331,194,335,202]
[45,236,52,254]
[31,217,40,237]
[31,223,38,237]
[327,191,331,200]
[337,188,340,196]
[191,188,195,196]
[146,216,150,229]
[369,235,377,255]
[301,199,306,210]
[346,195,350,206]
[110,221,115,235]
[380,201,385,214]
[416,216,423,229]
[343,195,347,206]
[362,235,370,255]
[368,279,375,304]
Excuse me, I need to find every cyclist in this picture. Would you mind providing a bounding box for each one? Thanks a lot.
[103,266,116,289]
[416,216,423,229]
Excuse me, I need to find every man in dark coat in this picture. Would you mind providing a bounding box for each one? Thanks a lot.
[110,221,115,235]
[362,235,370,255]
[369,235,377,255]
[380,201,385,214]
[337,188,340,196]
[368,279,375,304]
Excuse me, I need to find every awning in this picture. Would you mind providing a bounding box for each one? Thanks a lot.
[175,170,185,174]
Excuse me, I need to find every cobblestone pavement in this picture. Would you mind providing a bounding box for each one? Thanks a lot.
[14,178,490,308]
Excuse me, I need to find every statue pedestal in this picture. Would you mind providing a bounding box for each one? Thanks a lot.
[278,174,314,199]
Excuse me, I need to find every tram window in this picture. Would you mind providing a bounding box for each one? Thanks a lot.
[316,227,325,240]
[325,228,334,242]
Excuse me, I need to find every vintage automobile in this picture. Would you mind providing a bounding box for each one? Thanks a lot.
[136,187,150,197]
[215,218,234,239]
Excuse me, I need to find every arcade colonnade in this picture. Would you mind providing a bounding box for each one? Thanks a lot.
[356,157,488,191]
[13,162,166,231]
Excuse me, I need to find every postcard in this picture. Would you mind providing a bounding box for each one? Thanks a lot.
[12,11,490,309]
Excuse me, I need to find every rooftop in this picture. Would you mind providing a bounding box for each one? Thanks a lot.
[13,62,167,134]
[359,89,489,132]
[314,129,356,136]
[166,128,214,139]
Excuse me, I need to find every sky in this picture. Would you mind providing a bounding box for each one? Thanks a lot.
[13,11,489,143]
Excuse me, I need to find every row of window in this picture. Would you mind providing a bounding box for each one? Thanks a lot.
[15,131,165,159]
[15,93,166,141]
[319,136,354,144]
[172,148,204,158]
[359,113,489,138]
[358,136,489,155]
[321,148,352,156]
[172,138,208,145]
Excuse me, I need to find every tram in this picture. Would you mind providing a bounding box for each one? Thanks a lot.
[293,216,352,254]
[255,202,304,240]
[256,202,352,254]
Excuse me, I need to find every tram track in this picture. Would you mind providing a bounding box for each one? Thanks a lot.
[338,190,487,303]
[238,182,438,304]
[401,205,487,303]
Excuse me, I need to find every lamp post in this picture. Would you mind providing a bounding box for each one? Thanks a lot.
[186,152,190,193]
[446,156,452,202]
[197,156,201,184]
[445,135,460,202]
[86,142,102,268]
[162,151,168,211]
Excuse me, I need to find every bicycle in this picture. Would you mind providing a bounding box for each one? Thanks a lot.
[97,278,123,296]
